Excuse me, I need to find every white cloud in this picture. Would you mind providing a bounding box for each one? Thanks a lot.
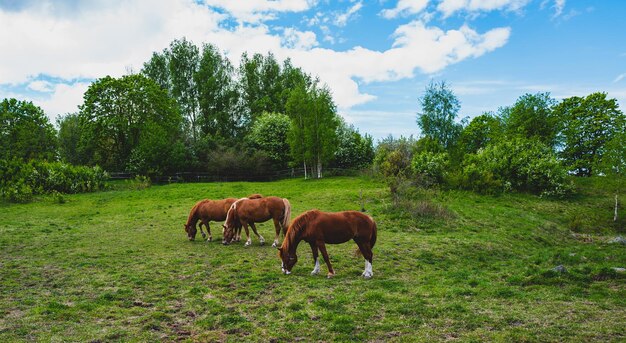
[335,1,363,27]
[36,82,90,119]
[381,0,429,19]
[614,73,626,83]
[27,80,54,92]
[0,0,511,115]
[437,0,531,18]
[203,0,313,23]
[0,0,224,84]
[282,28,318,50]
[553,0,566,17]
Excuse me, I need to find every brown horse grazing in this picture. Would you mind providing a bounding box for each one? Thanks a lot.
[184,194,263,242]
[278,210,377,279]
[222,196,291,247]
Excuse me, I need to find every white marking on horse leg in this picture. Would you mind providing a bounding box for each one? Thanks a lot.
[362,261,373,279]
[272,239,279,248]
[245,238,252,247]
[311,259,320,275]
[259,235,265,245]
[207,235,212,242]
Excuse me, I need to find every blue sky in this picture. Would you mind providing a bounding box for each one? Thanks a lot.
[1,0,624,142]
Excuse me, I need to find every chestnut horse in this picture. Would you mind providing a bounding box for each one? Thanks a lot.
[184,194,263,241]
[278,210,377,279]
[222,196,291,247]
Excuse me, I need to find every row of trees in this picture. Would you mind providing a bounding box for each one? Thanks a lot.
[50,38,374,177]
[376,81,626,197]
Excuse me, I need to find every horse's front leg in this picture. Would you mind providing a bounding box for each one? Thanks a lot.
[243,222,252,247]
[317,241,335,278]
[199,222,207,240]
[232,226,241,242]
[249,222,265,245]
[205,222,212,242]
[309,241,320,275]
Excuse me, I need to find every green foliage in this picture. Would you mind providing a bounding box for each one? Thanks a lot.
[246,112,291,168]
[373,135,418,178]
[57,113,83,165]
[204,146,275,179]
[194,43,240,138]
[411,151,450,184]
[77,74,184,175]
[167,38,201,141]
[286,81,340,178]
[600,130,626,177]
[460,138,573,197]
[501,92,559,148]
[554,92,626,176]
[0,98,57,161]
[458,112,504,154]
[239,52,287,122]
[0,159,108,202]
[331,120,374,170]
[417,81,462,149]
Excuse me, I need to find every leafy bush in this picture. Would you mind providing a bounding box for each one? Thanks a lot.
[458,138,573,197]
[0,159,108,202]
[411,151,449,184]
[373,136,417,178]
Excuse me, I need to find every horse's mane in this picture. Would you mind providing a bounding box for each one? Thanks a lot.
[225,197,247,229]
[186,199,209,226]
[283,210,318,251]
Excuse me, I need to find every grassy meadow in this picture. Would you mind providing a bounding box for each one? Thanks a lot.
[0,176,624,342]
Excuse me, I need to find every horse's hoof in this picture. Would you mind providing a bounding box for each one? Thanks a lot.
[311,270,319,276]
[207,237,212,242]
[245,242,251,247]
[259,241,265,246]
[363,274,373,279]
[326,273,335,279]
[272,242,277,248]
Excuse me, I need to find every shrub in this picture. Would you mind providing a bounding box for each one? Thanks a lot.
[458,138,573,197]
[0,159,109,202]
[411,151,449,185]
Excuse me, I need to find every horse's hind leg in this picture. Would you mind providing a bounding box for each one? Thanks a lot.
[249,222,265,245]
[308,242,320,275]
[355,240,374,279]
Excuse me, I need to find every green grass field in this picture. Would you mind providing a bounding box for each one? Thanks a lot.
[1,176,624,342]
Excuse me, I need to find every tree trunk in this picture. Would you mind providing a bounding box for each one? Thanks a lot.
[317,154,322,179]
[615,194,619,222]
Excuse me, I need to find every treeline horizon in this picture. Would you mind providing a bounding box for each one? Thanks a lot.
[1,37,625,202]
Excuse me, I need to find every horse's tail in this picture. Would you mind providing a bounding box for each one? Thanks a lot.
[281,198,291,235]
[354,216,377,257]
[370,219,378,249]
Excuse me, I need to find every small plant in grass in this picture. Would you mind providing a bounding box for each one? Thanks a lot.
[127,175,151,190]
[51,190,66,204]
